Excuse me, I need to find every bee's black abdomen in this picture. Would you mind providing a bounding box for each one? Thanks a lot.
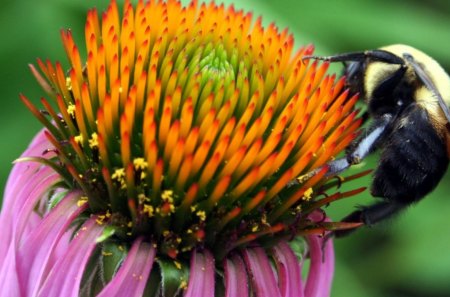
[371,105,449,203]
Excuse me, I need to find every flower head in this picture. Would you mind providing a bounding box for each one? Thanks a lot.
[1,0,365,296]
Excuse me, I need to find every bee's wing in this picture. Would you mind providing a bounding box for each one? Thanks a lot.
[404,53,450,126]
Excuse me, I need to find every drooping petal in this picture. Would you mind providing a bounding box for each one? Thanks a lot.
[184,249,215,297]
[223,254,249,297]
[242,247,282,297]
[0,245,20,297]
[322,236,335,296]
[272,241,304,297]
[17,191,86,296]
[304,234,335,297]
[0,129,56,266]
[0,168,60,279]
[97,237,156,297]
[37,217,105,297]
[3,129,51,208]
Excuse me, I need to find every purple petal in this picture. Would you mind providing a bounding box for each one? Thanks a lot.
[97,238,156,297]
[37,217,105,297]
[223,254,249,297]
[0,168,61,262]
[304,234,334,297]
[184,249,215,297]
[272,241,303,297]
[0,245,21,297]
[3,129,53,209]
[0,129,58,267]
[242,247,282,297]
[17,191,86,296]
[0,168,60,275]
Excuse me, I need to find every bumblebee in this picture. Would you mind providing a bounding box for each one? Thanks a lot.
[306,44,450,236]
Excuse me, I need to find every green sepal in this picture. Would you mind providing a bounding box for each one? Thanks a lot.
[158,258,190,297]
[287,235,307,261]
[101,242,128,283]
[142,265,162,297]
[79,246,104,297]
[48,187,69,209]
[96,225,117,243]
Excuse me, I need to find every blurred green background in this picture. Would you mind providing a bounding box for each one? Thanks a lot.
[1,0,449,296]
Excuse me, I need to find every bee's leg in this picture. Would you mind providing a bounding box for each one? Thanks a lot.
[288,114,393,188]
[334,201,408,237]
[326,114,393,177]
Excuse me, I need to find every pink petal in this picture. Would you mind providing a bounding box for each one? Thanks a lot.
[242,247,282,297]
[272,241,303,297]
[0,169,60,272]
[3,129,53,209]
[0,129,58,267]
[97,237,156,297]
[223,254,249,297]
[0,245,21,297]
[184,249,215,297]
[17,191,86,296]
[304,234,335,297]
[37,217,105,297]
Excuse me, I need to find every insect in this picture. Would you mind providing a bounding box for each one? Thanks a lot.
[305,44,450,236]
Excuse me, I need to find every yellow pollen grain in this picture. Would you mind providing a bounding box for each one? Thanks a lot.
[126,232,132,236]
[111,168,127,189]
[161,190,174,203]
[163,230,170,237]
[65,77,72,91]
[138,193,149,203]
[196,210,206,221]
[67,103,76,117]
[133,158,148,170]
[296,173,311,184]
[118,245,124,251]
[96,215,106,225]
[112,168,125,180]
[88,132,98,149]
[143,204,154,217]
[105,210,111,218]
[252,225,259,232]
[77,196,88,207]
[302,187,314,201]
[180,280,188,290]
[174,261,182,269]
[74,134,84,145]
[102,251,113,256]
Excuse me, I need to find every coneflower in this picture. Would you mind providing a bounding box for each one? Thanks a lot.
[0,0,366,296]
